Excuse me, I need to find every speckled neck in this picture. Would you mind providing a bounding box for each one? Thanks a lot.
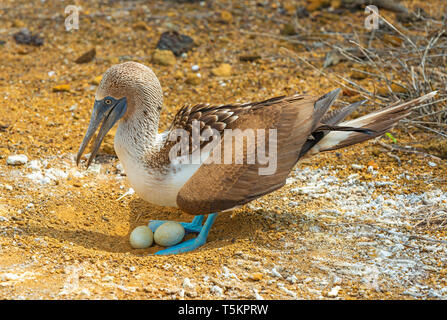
[115,95,163,158]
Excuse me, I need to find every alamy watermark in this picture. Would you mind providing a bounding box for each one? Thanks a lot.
[365,5,379,31]
[168,120,278,176]
[65,5,81,31]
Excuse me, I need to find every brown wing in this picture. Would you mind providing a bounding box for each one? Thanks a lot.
[176,94,318,215]
[148,97,288,171]
[165,96,289,151]
[158,96,290,166]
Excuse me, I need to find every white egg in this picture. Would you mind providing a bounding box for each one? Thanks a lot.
[154,222,185,247]
[129,226,153,248]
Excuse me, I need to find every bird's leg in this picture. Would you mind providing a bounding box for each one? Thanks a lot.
[154,213,218,255]
[148,215,204,234]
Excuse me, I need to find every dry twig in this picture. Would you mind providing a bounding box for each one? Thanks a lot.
[375,140,441,161]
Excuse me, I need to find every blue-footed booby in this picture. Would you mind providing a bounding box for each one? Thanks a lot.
[76,61,436,255]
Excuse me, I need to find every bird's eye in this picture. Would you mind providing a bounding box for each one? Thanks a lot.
[105,99,112,105]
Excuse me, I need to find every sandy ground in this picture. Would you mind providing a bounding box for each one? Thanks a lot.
[0,0,446,299]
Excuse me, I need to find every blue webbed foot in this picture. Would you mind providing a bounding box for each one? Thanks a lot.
[148,215,204,234]
[153,213,217,255]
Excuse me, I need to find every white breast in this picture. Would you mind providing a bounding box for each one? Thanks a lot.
[114,131,203,208]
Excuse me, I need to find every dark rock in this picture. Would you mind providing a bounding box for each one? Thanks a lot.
[156,31,194,57]
[13,28,44,46]
[239,55,261,62]
[296,6,309,18]
[0,40,5,45]
[75,48,96,64]
[0,124,9,132]
[280,24,297,36]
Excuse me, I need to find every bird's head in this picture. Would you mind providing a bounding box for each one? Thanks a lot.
[76,61,162,168]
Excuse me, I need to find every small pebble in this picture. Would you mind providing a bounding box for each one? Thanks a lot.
[28,160,41,170]
[156,31,194,57]
[211,63,232,77]
[210,285,223,296]
[13,28,44,46]
[327,286,341,297]
[80,289,91,296]
[6,154,28,166]
[185,73,201,85]
[270,267,282,278]
[351,164,364,170]
[191,65,199,71]
[183,277,195,289]
[428,161,437,167]
[45,168,68,180]
[27,172,51,185]
[154,221,185,247]
[75,48,96,64]
[0,273,20,281]
[129,225,153,249]
[52,84,70,92]
[378,249,393,258]
[253,289,264,300]
[69,104,78,112]
[249,273,263,281]
[286,275,297,284]
[152,49,176,66]
[87,163,101,174]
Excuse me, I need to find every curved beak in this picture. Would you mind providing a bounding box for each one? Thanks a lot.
[76,97,127,168]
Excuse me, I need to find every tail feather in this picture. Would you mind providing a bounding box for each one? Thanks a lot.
[308,91,437,154]
[298,97,366,158]
[321,100,367,125]
[315,124,374,135]
[312,88,341,130]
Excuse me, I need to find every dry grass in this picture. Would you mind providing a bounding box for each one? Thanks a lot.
[279,1,447,137]
[334,10,447,132]
[411,205,447,232]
